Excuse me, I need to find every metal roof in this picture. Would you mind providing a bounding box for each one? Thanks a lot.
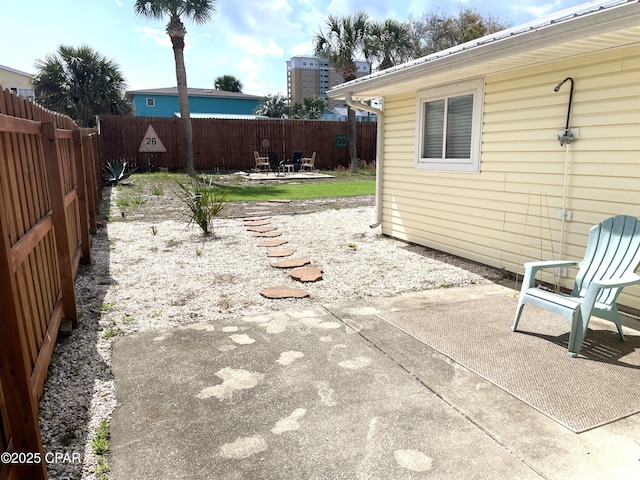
[329,0,640,100]
[126,87,262,100]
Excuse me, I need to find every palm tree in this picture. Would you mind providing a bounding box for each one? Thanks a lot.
[214,74,243,92]
[32,45,131,127]
[369,19,414,71]
[254,94,289,118]
[134,0,216,176]
[290,97,326,120]
[314,12,371,172]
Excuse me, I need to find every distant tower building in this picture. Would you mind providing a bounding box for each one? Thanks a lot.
[286,55,370,110]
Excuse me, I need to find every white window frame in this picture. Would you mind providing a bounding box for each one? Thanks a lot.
[414,78,483,172]
[146,97,155,107]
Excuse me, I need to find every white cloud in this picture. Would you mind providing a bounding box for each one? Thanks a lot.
[230,36,284,58]
[290,41,313,57]
[506,0,565,20]
[136,27,172,48]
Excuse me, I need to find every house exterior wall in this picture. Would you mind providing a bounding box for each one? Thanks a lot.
[131,94,260,117]
[0,66,35,99]
[380,44,640,310]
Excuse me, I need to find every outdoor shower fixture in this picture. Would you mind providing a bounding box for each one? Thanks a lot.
[554,77,575,146]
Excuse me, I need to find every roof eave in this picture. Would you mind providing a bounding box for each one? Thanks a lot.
[329,1,640,100]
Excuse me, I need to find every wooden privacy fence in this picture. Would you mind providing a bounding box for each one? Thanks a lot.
[98,115,377,171]
[0,86,101,479]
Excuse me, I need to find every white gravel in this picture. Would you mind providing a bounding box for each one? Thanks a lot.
[38,191,505,479]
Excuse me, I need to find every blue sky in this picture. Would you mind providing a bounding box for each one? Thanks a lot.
[1,0,591,96]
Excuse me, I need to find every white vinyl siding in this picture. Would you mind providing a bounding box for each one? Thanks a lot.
[380,44,640,313]
[415,79,483,172]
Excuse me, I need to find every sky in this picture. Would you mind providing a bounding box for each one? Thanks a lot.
[1,0,593,97]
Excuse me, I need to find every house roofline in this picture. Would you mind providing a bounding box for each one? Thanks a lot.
[329,0,640,100]
[0,64,34,77]
[126,87,262,100]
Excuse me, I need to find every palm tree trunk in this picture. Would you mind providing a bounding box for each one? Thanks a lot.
[170,34,195,176]
[347,107,357,172]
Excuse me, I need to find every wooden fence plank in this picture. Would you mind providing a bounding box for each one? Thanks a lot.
[0,166,47,480]
[73,132,91,264]
[0,85,100,478]
[98,115,377,172]
[41,122,78,327]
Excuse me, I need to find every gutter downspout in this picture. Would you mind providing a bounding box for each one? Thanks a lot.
[345,92,384,228]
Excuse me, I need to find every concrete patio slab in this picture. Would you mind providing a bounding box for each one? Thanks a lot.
[109,284,640,480]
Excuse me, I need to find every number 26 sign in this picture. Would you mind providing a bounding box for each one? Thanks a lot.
[139,125,167,153]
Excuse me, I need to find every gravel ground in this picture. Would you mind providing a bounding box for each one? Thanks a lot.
[38,185,506,479]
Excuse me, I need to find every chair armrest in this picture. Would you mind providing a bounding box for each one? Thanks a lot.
[520,260,579,290]
[592,274,640,289]
[523,260,578,270]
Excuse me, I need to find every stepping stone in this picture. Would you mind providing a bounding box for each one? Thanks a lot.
[246,226,277,233]
[253,231,282,238]
[258,239,289,247]
[268,199,292,203]
[243,216,271,221]
[261,285,309,299]
[271,258,311,268]
[267,248,296,258]
[244,220,270,226]
[290,266,323,282]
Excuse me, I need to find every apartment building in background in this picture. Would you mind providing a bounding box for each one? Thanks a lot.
[286,55,370,110]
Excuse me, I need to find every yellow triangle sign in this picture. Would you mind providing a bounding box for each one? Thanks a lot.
[139,124,167,152]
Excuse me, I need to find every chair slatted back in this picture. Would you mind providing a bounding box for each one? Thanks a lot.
[573,215,640,306]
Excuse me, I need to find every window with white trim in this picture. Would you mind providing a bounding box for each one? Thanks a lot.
[146,97,155,107]
[415,78,483,172]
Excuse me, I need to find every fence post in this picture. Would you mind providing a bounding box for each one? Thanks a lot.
[73,130,91,264]
[0,177,48,479]
[41,122,78,327]
[82,133,99,232]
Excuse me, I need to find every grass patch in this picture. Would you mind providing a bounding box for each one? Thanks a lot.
[100,301,116,311]
[101,327,124,340]
[92,420,110,479]
[206,180,375,202]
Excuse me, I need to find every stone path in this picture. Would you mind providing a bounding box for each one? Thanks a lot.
[241,201,323,299]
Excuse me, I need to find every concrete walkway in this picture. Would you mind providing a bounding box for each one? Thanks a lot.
[109,284,640,479]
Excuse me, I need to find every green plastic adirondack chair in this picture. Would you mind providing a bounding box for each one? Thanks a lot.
[512,215,640,357]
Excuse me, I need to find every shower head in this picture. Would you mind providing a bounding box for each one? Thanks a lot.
[554,77,573,92]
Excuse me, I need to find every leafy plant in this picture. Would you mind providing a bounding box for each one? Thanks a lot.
[175,176,229,234]
[103,158,137,186]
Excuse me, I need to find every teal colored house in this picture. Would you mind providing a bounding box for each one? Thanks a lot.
[127,87,262,118]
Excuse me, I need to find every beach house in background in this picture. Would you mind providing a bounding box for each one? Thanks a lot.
[0,64,35,99]
[126,87,262,118]
[328,0,640,314]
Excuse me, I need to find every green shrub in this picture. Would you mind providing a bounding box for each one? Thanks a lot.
[175,176,229,234]
[103,159,137,186]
